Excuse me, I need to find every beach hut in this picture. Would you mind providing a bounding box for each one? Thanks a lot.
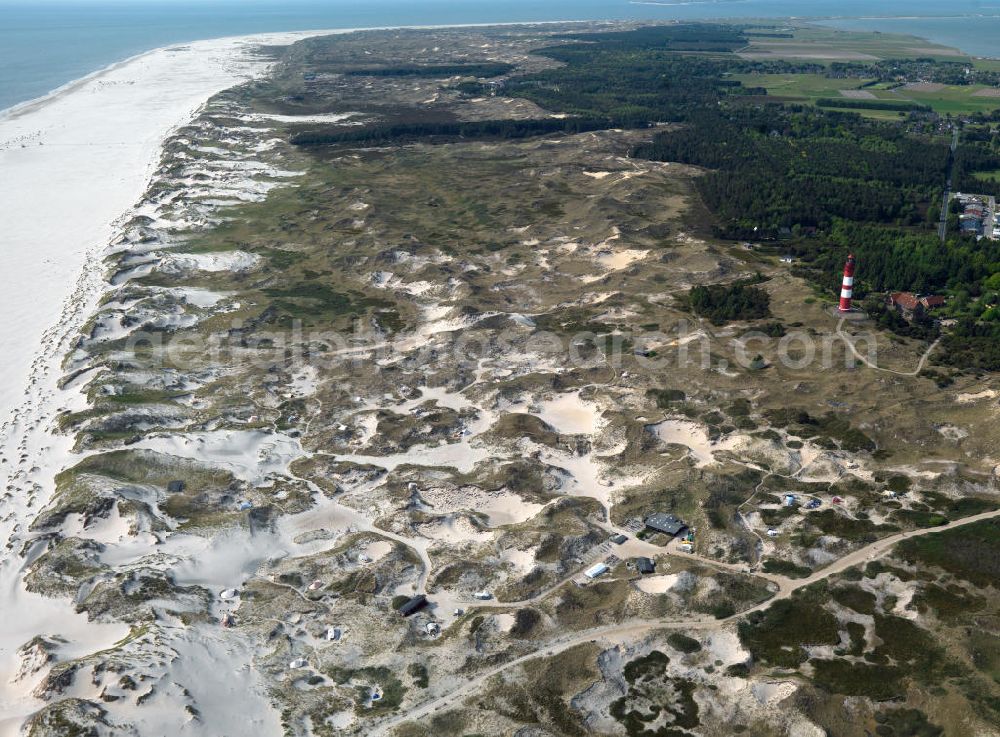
[644,513,688,537]
[584,562,609,579]
[398,595,428,617]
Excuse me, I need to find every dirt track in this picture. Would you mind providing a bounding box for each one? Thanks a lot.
[370,506,1000,735]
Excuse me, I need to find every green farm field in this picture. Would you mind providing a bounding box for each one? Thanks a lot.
[734,25,1000,116]
[739,25,967,62]
[731,72,1000,116]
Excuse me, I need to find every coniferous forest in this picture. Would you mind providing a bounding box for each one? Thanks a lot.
[506,25,1000,369]
[294,23,1000,369]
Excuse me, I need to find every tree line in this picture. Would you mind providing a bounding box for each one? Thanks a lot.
[290,117,646,147]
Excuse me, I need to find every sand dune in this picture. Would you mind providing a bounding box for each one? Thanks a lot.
[0,30,336,736]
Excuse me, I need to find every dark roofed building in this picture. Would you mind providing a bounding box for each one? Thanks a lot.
[398,595,427,617]
[889,292,920,312]
[167,480,185,493]
[645,513,688,537]
[920,295,945,309]
[636,557,655,574]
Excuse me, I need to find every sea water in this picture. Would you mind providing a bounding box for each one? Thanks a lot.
[3,0,1000,114]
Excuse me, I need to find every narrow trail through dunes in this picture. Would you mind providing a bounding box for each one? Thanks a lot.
[837,316,941,376]
[370,506,1000,735]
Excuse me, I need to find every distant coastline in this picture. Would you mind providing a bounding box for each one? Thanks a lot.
[2,0,999,113]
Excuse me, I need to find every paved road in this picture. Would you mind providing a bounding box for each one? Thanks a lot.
[938,127,960,242]
[370,506,1000,736]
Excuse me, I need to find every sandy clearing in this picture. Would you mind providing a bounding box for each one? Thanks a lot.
[534,391,602,435]
[130,429,302,485]
[160,250,260,274]
[957,388,998,403]
[419,485,543,528]
[595,248,648,271]
[904,81,946,92]
[419,514,493,544]
[648,419,747,467]
[501,547,536,573]
[167,286,232,308]
[839,89,877,99]
[362,540,393,562]
[752,680,797,705]
[246,112,360,124]
[635,574,679,594]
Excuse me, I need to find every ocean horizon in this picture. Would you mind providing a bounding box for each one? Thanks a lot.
[5,0,1000,114]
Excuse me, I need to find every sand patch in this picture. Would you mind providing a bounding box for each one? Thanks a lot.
[169,287,231,308]
[247,112,360,124]
[595,248,648,271]
[957,388,998,403]
[161,250,259,274]
[131,429,300,485]
[648,419,747,467]
[704,630,748,665]
[973,87,1000,97]
[635,574,679,594]
[936,424,969,441]
[839,89,876,99]
[418,485,543,527]
[534,391,602,435]
[416,515,491,544]
[361,540,393,562]
[492,613,516,633]
[904,82,946,92]
[752,680,797,705]
[501,547,535,572]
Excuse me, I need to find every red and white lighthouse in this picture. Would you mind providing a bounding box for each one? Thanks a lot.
[838,254,856,312]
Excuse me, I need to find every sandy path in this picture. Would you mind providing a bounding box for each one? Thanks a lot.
[370,506,1000,734]
[837,317,941,376]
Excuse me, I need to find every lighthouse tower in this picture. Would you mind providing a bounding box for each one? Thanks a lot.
[839,254,856,312]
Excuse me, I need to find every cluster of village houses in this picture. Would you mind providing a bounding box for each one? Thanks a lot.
[955,192,1000,238]
[887,291,946,319]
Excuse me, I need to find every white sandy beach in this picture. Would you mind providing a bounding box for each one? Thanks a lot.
[0,30,332,735]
